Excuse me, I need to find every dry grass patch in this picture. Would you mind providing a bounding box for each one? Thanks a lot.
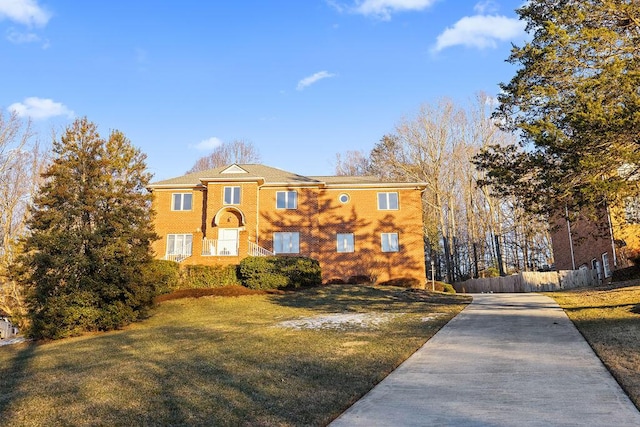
[548,281,640,409]
[0,285,470,426]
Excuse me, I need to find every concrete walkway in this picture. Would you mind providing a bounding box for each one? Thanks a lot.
[330,293,640,426]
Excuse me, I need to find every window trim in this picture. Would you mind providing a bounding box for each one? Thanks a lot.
[276,190,298,209]
[166,233,193,256]
[223,186,241,205]
[381,232,399,253]
[377,192,399,210]
[171,193,193,211]
[273,231,300,254]
[336,233,355,253]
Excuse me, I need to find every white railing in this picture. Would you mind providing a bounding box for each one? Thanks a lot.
[202,238,239,256]
[164,253,191,263]
[249,241,274,257]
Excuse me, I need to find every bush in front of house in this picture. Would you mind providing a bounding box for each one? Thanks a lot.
[377,277,421,288]
[142,259,181,295]
[180,264,240,289]
[239,256,322,290]
[274,256,322,288]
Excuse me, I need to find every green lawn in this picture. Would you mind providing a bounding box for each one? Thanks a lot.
[0,285,470,426]
[548,281,640,410]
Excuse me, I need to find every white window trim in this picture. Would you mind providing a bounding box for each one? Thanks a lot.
[171,193,193,211]
[224,186,241,205]
[276,191,297,209]
[166,234,193,256]
[377,192,399,210]
[381,232,399,253]
[273,232,300,254]
[336,233,355,253]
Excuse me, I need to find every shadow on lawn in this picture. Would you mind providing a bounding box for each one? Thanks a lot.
[269,284,470,314]
[0,342,38,419]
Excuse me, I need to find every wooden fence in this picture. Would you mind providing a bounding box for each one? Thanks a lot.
[453,269,599,293]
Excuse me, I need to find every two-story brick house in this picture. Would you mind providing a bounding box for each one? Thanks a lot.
[148,164,427,284]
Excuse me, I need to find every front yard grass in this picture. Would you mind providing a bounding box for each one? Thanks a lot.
[0,285,470,426]
[548,281,640,410]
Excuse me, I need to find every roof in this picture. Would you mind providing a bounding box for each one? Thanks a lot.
[148,164,426,190]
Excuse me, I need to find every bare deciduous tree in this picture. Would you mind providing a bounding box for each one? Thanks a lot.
[0,112,48,328]
[334,150,371,176]
[187,139,261,173]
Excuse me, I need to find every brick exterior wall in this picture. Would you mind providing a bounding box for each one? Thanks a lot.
[151,179,427,284]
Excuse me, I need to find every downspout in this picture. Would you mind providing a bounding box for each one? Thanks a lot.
[566,205,576,270]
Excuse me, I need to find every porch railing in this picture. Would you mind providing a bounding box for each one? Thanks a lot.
[164,253,191,263]
[249,241,274,257]
[202,238,239,256]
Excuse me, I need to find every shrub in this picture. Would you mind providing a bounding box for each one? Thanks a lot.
[378,277,422,288]
[347,275,373,284]
[239,256,321,290]
[274,257,322,288]
[239,257,288,290]
[141,260,180,295]
[180,264,240,289]
[441,283,456,293]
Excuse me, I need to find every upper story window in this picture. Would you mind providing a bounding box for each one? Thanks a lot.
[377,192,399,210]
[276,191,297,209]
[224,186,241,205]
[172,193,192,211]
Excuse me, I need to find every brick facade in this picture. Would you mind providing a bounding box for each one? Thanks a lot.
[550,204,640,279]
[149,164,427,284]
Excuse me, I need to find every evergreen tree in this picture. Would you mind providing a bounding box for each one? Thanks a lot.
[16,118,157,339]
[475,0,640,215]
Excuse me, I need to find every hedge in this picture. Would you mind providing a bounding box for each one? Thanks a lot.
[239,256,322,290]
[179,264,240,289]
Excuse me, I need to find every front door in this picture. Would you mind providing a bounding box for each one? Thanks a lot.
[218,228,239,256]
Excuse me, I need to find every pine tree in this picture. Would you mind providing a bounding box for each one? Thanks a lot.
[16,118,157,339]
[475,0,640,215]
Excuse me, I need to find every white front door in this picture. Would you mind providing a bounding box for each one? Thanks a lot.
[218,228,239,256]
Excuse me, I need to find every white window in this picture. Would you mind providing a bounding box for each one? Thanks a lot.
[224,186,241,205]
[172,193,192,211]
[273,232,300,254]
[276,191,297,209]
[336,233,355,253]
[602,253,611,278]
[166,234,193,256]
[381,233,399,252]
[377,192,399,210]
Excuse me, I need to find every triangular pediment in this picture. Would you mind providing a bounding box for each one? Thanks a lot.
[221,164,248,174]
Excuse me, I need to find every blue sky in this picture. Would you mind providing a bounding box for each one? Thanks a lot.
[0,0,528,181]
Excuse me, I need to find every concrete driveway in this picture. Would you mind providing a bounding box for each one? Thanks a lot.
[330,293,640,426]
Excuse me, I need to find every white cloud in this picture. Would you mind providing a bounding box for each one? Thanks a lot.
[0,0,51,27]
[473,0,498,14]
[6,28,39,43]
[329,0,437,20]
[296,71,336,91]
[355,0,436,19]
[8,97,74,120]
[192,137,223,151]
[433,15,525,52]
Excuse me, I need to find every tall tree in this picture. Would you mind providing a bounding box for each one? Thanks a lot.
[187,139,261,173]
[0,112,47,329]
[334,150,371,176]
[15,118,157,339]
[475,0,640,215]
